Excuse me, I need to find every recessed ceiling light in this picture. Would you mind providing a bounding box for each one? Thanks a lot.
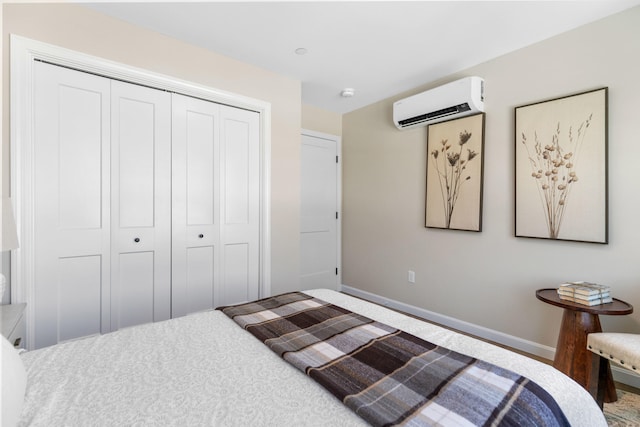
[341,88,355,98]
[295,48,307,55]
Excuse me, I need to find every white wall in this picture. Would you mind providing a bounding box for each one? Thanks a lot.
[342,6,640,353]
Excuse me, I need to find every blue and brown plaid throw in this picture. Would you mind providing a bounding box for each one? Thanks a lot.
[219,292,569,427]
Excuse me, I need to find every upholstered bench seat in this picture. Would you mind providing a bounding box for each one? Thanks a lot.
[587,332,640,372]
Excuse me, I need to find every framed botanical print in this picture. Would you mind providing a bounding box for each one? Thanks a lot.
[425,113,485,231]
[515,88,608,243]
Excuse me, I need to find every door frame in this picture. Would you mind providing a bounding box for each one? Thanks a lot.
[300,129,342,289]
[10,35,272,349]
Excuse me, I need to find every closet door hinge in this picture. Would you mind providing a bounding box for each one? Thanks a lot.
[336,268,339,275]
[336,155,339,163]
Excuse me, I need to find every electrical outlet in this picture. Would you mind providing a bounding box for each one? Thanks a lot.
[408,270,416,284]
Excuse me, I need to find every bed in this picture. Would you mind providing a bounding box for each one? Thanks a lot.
[7,289,606,426]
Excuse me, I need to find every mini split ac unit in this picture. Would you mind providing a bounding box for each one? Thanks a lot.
[393,76,484,130]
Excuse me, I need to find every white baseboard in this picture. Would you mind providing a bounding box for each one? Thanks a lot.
[613,366,640,390]
[340,284,640,390]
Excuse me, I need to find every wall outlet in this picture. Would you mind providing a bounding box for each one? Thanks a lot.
[408,270,416,284]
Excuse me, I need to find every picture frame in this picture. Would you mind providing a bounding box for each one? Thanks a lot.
[425,113,485,231]
[515,88,608,244]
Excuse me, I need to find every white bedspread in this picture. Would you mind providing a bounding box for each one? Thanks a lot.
[18,289,606,426]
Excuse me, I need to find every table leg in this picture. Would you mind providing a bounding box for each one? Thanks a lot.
[553,309,617,403]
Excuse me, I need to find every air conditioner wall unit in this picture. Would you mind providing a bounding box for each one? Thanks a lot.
[393,76,484,130]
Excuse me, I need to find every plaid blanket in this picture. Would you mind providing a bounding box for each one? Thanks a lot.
[219,292,569,427]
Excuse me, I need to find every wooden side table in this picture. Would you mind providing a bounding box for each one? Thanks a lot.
[536,288,633,403]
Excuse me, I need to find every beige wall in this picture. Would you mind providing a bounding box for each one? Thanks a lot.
[2,4,302,294]
[342,6,640,350]
[302,103,342,136]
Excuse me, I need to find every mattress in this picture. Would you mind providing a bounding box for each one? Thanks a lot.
[18,289,606,426]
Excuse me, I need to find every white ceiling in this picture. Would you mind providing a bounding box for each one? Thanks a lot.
[85,1,640,114]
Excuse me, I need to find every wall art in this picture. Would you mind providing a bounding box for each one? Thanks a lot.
[515,88,608,243]
[425,113,485,231]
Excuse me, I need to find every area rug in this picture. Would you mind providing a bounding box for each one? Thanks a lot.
[604,389,640,426]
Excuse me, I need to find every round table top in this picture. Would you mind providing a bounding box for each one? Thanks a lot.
[536,288,633,315]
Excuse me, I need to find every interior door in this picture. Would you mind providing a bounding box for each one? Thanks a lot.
[300,131,340,291]
[110,80,171,330]
[173,99,261,312]
[33,61,111,349]
[30,61,259,348]
[172,94,220,316]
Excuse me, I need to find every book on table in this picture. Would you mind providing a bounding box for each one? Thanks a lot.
[557,289,610,300]
[558,294,613,306]
[558,281,610,297]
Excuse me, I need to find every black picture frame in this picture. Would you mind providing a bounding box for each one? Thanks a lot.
[515,88,608,243]
[425,113,485,231]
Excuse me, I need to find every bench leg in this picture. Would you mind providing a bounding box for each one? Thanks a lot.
[589,352,608,410]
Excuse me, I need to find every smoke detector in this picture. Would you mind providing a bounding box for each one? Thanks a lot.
[340,88,355,98]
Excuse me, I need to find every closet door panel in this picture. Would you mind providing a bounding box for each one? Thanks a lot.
[186,111,216,225]
[58,256,102,341]
[222,243,250,304]
[172,94,220,316]
[117,252,155,328]
[224,120,250,225]
[117,98,156,227]
[111,80,171,330]
[186,247,216,313]
[219,106,260,305]
[33,62,111,349]
[58,86,103,230]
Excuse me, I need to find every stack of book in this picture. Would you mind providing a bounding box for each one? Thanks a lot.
[557,281,612,306]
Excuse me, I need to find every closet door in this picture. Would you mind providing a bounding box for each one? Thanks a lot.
[33,62,111,349]
[219,106,260,306]
[172,99,260,312]
[110,81,171,330]
[171,94,220,316]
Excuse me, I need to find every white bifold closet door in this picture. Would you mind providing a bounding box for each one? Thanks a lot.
[34,62,171,348]
[110,80,172,330]
[217,105,260,306]
[171,94,221,316]
[33,62,112,349]
[33,61,260,349]
[172,95,260,315]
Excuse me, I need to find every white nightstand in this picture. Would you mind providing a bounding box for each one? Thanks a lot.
[0,303,26,348]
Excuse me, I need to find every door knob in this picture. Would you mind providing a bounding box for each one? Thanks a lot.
[198,234,204,238]
[134,237,140,243]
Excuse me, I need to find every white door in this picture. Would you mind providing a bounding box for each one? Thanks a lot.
[33,64,172,348]
[300,131,340,291]
[110,81,172,330]
[172,98,261,313]
[29,61,260,348]
[14,41,271,350]
[33,62,111,348]
[219,106,261,306]
[171,94,221,316]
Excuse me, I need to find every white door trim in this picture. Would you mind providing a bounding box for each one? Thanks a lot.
[301,129,342,288]
[10,35,272,349]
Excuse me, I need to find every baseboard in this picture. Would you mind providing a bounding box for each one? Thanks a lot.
[612,365,640,390]
[340,284,640,389]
